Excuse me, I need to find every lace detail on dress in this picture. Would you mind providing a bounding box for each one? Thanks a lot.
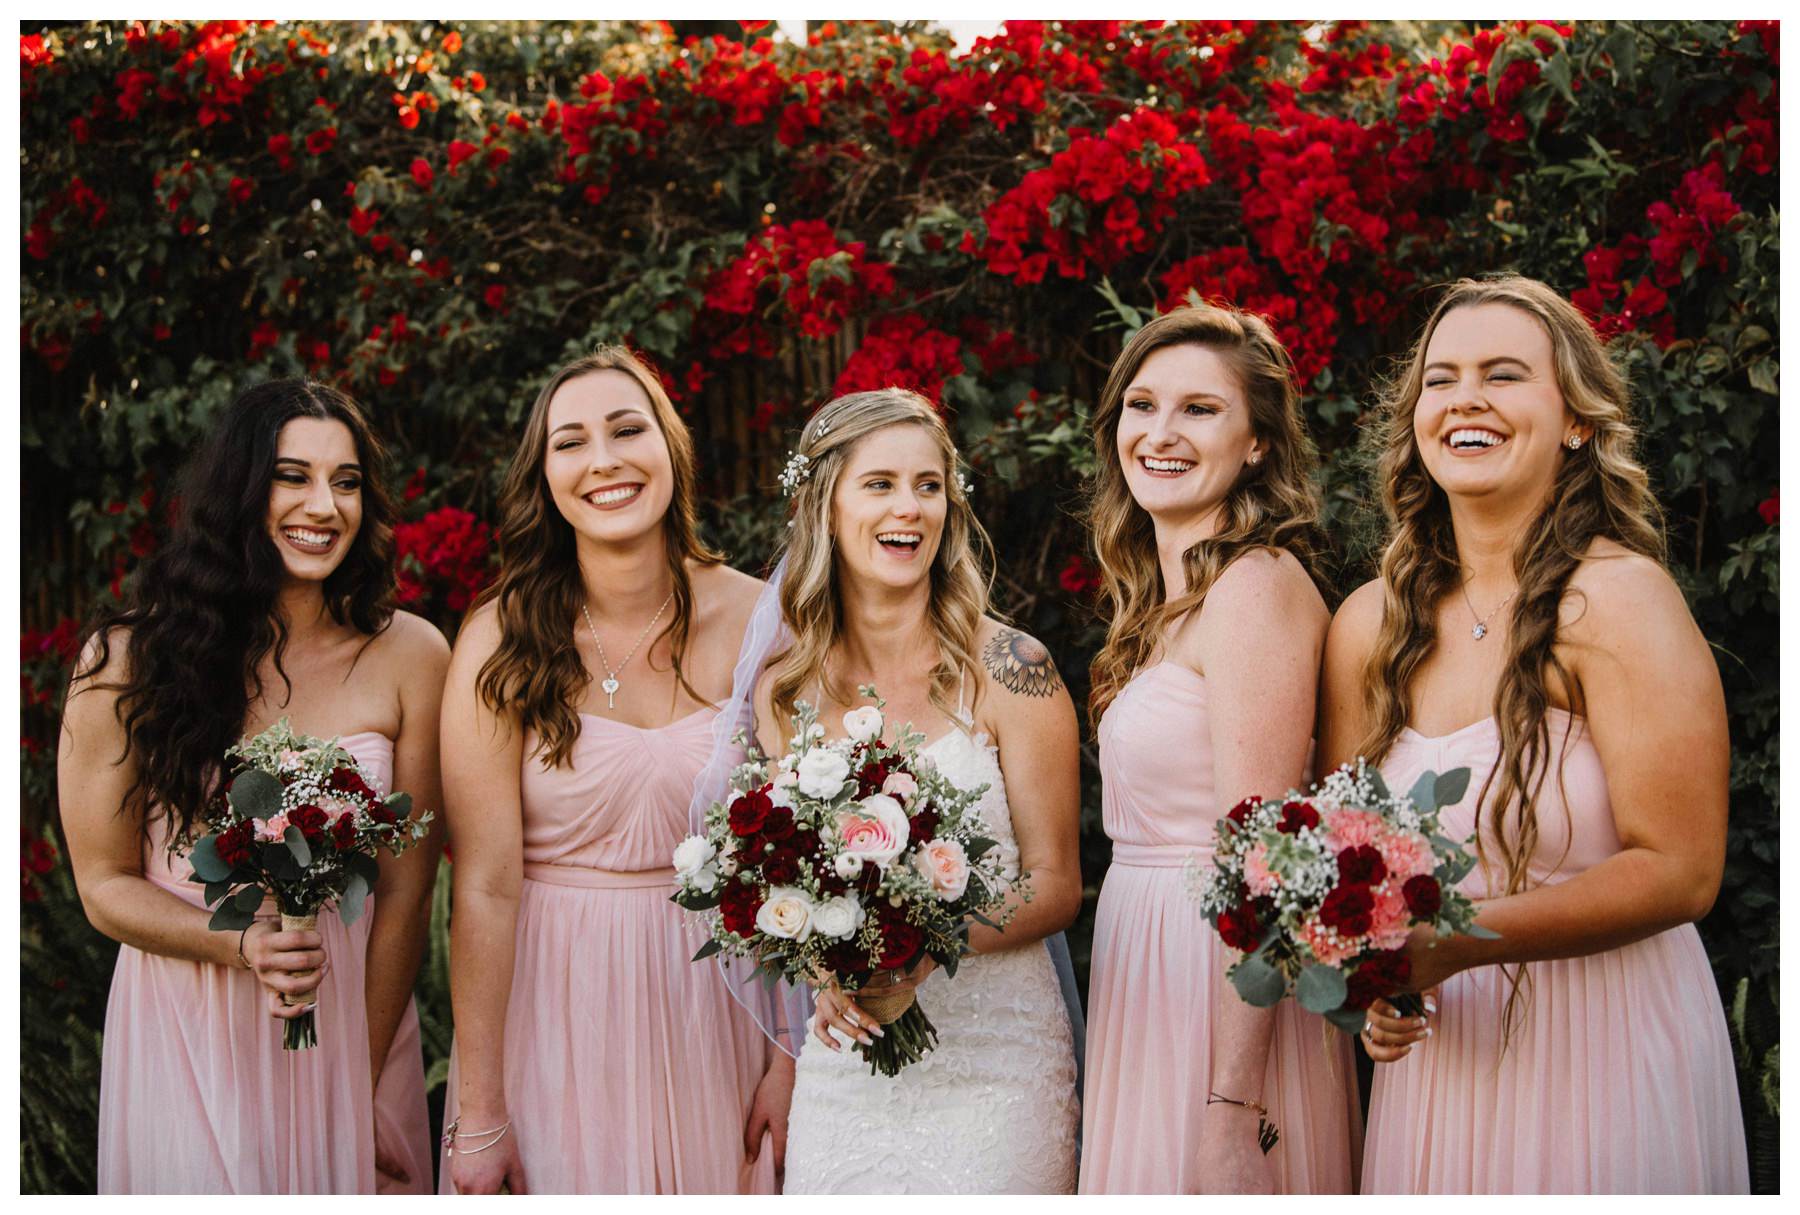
[783,729,1080,1194]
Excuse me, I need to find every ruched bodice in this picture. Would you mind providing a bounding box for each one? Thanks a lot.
[519,709,719,873]
[1096,662,1217,853]
[1382,710,1622,893]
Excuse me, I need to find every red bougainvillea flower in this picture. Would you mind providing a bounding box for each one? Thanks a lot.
[394,506,494,611]
[1758,490,1779,527]
[410,157,434,189]
[304,126,336,155]
[832,313,962,401]
[1058,554,1101,596]
[448,139,478,171]
[441,30,462,55]
[482,283,507,311]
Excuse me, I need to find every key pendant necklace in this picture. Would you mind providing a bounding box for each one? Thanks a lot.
[582,592,673,710]
[1460,579,1516,641]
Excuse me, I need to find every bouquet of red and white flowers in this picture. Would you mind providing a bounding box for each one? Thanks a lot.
[1192,760,1494,1033]
[673,689,1029,1076]
[185,719,431,1049]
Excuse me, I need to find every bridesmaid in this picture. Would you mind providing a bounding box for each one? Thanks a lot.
[1319,275,1749,1193]
[438,346,788,1194]
[1080,303,1361,1194]
[61,380,446,1193]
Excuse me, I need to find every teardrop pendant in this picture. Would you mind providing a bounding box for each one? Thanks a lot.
[1471,622,1487,641]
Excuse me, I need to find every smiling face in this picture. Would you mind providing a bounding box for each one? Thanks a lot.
[1414,302,1581,510]
[542,369,676,545]
[265,416,364,584]
[1114,342,1263,539]
[829,422,948,594]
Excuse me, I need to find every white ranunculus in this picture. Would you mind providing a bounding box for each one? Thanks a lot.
[767,780,796,810]
[755,886,815,940]
[796,746,851,800]
[833,794,910,868]
[842,705,883,743]
[833,851,864,880]
[672,834,717,879]
[810,894,864,940]
[689,864,720,893]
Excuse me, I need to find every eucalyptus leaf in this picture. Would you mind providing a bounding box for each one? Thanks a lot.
[208,902,257,932]
[691,938,723,962]
[1406,772,1437,814]
[339,871,369,925]
[1465,923,1502,940]
[187,834,232,882]
[203,879,234,907]
[1296,963,1349,1014]
[228,769,282,819]
[232,884,266,913]
[1433,767,1471,808]
[1325,1004,1370,1035]
[384,791,413,820]
[1365,767,1392,802]
[1229,955,1287,1008]
[283,826,312,869]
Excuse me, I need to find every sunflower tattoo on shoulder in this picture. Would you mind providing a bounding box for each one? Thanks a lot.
[982,627,1063,698]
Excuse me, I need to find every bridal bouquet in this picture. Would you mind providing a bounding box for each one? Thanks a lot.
[1192,760,1494,1033]
[184,719,431,1049]
[673,689,1029,1076]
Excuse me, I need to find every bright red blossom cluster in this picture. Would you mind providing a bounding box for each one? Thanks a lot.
[702,221,896,355]
[395,506,494,613]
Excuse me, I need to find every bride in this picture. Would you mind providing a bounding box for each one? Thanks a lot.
[750,387,1082,1193]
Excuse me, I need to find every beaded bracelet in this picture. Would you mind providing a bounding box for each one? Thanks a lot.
[1207,1091,1280,1155]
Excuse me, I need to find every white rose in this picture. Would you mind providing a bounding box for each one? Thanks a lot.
[810,894,864,940]
[689,865,720,893]
[834,794,910,868]
[672,834,717,879]
[754,886,815,941]
[833,851,864,880]
[796,747,851,800]
[842,705,883,743]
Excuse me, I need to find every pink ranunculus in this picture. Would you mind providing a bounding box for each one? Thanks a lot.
[1323,807,1384,851]
[913,838,970,901]
[1244,841,1276,897]
[256,811,291,843]
[318,794,359,825]
[834,794,909,868]
[881,771,918,804]
[1366,880,1413,950]
[1300,916,1358,967]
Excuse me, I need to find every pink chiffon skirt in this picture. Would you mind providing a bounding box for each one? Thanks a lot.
[1080,859,1362,1193]
[98,887,391,1193]
[1362,923,1749,1193]
[439,873,776,1194]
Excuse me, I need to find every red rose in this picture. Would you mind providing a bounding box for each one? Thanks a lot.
[1402,874,1443,919]
[368,797,399,826]
[1344,948,1413,1010]
[1277,799,1321,834]
[331,814,357,850]
[822,940,870,979]
[728,789,772,837]
[1317,883,1374,937]
[907,809,939,843]
[876,920,924,969]
[720,880,762,936]
[214,821,253,868]
[1216,900,1261,952]
[289,803,328,846]
[1336,844,1387,887]
[855,759,890,797]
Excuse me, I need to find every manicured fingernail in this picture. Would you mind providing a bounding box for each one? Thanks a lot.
[1424,1027,1434,1038]
[1425,1000,1438,1014]
[870,1026,884,1038]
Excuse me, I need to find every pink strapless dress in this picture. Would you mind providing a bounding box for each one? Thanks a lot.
[1365,710,1749,1193]
[1080,663,1362,1193]
[438,709,776,1194]
[98,732,434,1193]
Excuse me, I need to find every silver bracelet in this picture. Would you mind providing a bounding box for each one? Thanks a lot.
[441,1115,513,1156]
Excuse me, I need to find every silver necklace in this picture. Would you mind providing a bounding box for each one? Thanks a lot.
[581,592,673,710]
[1459,579,1516,641]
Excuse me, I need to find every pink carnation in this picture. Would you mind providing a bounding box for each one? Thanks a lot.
[256,811,291,843]
[1376,829,1436,881]
[1323,807,1384,851]
[1244,841,1276,897]
[1300,916,1359,967]
[1367,881,1412,950]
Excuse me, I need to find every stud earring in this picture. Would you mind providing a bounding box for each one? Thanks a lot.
[1247,452,1263,466]
[1566,434,1584,451]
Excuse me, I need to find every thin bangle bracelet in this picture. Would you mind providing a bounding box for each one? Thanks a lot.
[237,923,254,970]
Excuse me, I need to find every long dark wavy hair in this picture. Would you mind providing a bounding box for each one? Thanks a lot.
[473,346,721,767]
[1359,275,1666,1041]
[1086,302,1327,724]
[81,379,398,843]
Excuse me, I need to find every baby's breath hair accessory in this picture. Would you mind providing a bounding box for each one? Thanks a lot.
[779,450,813,496]
[956,468,974,497]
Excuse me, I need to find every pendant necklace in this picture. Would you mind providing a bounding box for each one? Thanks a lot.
[581,592,673,709]
[1459,579,1516,641]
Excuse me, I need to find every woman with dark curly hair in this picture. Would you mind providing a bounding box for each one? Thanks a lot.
[61,380,448,1193]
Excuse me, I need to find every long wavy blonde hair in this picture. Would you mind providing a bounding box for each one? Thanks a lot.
[1087,302,1326,724]
[768,388,995,727]
[1359,275,1666,1039]
[474,346,722,766]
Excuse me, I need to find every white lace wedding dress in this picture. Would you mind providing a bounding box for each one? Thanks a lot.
[782,725,1081,1194]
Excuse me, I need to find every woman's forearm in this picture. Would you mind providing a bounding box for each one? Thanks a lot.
[965,865,1081,955]
[1437,846,1716,977]
[80,868,248,968]
[448,880,522,1116]
[363,872,434,1083]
